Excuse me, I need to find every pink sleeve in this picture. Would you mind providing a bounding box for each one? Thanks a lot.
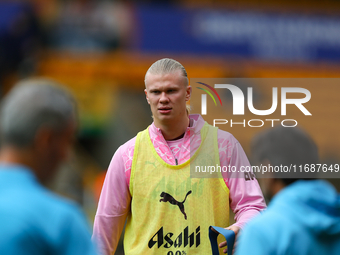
[92,144,132,255]
[218,130,266,229]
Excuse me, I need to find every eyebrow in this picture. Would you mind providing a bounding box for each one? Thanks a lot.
[149,88,160,92]
[149,86,179,91]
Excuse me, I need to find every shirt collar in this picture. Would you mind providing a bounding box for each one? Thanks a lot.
[149,114,205,138]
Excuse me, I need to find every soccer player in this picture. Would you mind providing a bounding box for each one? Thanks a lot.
[236,126,340,255]
[0,79,97,255]
[93,58,266,254]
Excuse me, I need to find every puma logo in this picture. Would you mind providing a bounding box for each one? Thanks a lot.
[145,161,156,168]
[159,191,192,220]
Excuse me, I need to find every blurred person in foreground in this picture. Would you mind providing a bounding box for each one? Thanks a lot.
[236,126,340,255]
[93,58,266,254]
[0,79,97,255]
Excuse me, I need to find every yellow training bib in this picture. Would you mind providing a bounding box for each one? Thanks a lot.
[124,122,230,255]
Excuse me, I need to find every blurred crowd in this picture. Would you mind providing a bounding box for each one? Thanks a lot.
[0,0,134,87]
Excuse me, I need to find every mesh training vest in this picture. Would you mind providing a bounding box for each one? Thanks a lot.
[124,122,230,255]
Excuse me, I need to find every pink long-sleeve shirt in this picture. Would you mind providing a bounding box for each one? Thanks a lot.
[93,114,266,254]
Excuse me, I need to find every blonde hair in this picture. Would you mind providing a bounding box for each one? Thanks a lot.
[186,104,191,114]
[145,58,189,87]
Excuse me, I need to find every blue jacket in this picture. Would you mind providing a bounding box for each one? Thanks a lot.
[0,164,97,255]
[236,180,340,255]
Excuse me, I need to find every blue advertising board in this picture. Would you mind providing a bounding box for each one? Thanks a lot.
[134,4,340,63]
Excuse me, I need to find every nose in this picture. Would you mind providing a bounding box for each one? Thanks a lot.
[159,92,169,103]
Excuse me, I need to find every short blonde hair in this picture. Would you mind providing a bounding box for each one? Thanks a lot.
[145,58,189,87]
[186,104,191,114]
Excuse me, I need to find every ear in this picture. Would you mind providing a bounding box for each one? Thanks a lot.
[34,127,54,152]
[185,86,192,102]
[144,89,150,104]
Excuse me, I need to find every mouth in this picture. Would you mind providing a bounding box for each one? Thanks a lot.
[158,107,172,114]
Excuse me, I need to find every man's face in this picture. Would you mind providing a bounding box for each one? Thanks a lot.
[144,70,191,125]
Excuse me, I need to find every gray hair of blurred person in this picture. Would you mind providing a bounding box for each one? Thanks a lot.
[144,58,191,113]
[251,126,319,185]
[0,78,76,147]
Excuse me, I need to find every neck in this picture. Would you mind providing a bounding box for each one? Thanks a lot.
[0,146,42,182]
[154,116,190,140]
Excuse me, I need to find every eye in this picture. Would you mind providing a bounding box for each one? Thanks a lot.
[151,90,160,94]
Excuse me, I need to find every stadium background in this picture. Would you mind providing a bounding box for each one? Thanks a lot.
[1,0,340,254]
